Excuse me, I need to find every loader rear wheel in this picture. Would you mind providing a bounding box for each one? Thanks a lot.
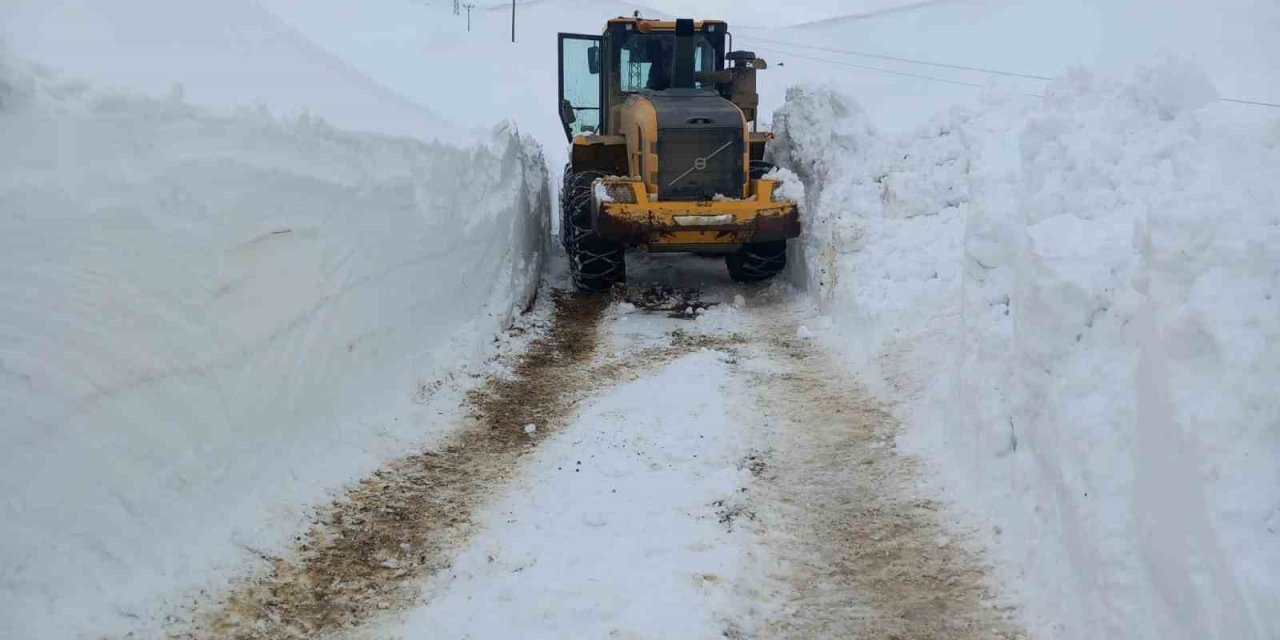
[562,169,626,292]
[726,241,787,283]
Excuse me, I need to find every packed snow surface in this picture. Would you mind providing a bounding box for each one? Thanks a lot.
[387,350,768,639]
[770,59,1280,639]
[0,52,548,638]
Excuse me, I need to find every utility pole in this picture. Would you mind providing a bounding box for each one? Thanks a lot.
[463,3,474,31]
[511,0,516,42]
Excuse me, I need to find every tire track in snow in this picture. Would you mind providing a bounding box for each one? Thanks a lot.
[175,291,612,639]
[747,319,1025,639]
[169,268,1027,638]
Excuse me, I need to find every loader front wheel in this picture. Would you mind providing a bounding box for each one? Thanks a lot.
[562,169,626,292]
[726,241,787,283]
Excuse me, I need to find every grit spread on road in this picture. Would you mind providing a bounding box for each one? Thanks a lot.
[175,254,1022,640]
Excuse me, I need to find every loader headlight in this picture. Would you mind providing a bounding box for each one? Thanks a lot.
[594,179,639,204]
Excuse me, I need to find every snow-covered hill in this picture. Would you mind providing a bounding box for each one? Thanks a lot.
[0,46,547,640]
[0,0,456,143]
[736,0,1280,132]
[260,0,1280,146]
[259,0,673,174]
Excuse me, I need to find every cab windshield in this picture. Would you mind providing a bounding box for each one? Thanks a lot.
[616,33,718,92]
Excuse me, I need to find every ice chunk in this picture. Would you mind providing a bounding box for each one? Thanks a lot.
[763,166,807,204]
[593,181,614,203]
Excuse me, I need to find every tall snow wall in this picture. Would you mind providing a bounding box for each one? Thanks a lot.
[770,62,1279,639]
[0,53,549,638]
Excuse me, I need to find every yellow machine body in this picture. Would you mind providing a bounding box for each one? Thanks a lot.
[557,16,799,286]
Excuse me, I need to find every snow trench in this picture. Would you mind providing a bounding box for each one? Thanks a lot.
[0,53,549,639]
[770,61,1280,640]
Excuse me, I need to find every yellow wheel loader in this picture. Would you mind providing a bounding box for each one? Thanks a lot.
[557,16,800,291]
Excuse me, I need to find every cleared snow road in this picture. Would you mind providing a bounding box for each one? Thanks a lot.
[176,254,1022,640]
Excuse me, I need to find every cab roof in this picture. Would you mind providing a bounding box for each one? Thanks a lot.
[605,17,728,32]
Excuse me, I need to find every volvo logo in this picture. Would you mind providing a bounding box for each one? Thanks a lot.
[668,139,735,187]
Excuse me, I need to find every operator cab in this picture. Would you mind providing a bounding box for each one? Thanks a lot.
[558,18,729,140]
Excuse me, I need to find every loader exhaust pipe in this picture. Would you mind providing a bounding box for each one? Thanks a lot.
[672,18,696,89]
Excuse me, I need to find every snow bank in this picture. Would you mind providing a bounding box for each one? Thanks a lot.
[0,53,549,638]
[772,60,1280,639]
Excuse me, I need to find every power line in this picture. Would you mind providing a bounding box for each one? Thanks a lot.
[743,37,1280,109]
[1221,96,1280,108]
[744,34,1052,81]
[743,44,996,91]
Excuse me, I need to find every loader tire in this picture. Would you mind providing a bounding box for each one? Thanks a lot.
[728,161,789,282]
[726,240,787,283]
[562,168,626,293]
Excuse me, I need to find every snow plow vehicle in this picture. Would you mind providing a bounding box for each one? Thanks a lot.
[557,16,800,291]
